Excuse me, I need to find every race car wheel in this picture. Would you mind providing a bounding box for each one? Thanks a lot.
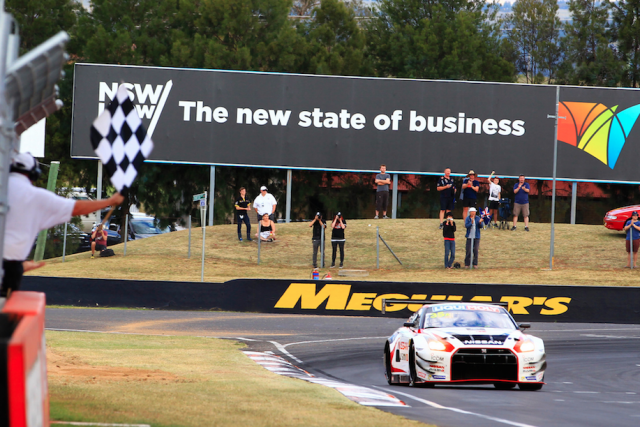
[408,342,418,386]
[384,343,393,385]
[519,382,544,391]
[494,382,516,390]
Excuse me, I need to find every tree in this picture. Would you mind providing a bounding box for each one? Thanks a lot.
[366,0,514,81]
[557,0,623,86]
[503,0,562,83]
[610,0,640,87]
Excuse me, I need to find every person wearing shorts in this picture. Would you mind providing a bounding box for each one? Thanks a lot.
[487,171,501,228]
[461,170,479,219]
[512,175,530,231]
[437,168,456,228]
[624,211,640,267]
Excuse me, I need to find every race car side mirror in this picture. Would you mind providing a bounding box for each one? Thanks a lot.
[519,323,531,330]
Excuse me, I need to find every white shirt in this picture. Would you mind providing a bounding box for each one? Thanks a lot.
[4,174,75,260]
[253,193,277,216]
[489,182,502,201]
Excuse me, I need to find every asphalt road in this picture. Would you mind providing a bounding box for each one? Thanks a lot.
[46,308,640,427]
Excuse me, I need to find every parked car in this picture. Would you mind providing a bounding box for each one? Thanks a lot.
[127,216,171,240]
[603,205,640,231]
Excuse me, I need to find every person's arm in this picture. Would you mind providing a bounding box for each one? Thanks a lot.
[471,181,479,192]
[436,178,448,191]
[235,201,242,211]
[72,193,124,217]
[246,202,251,211]
[624,221,632,231]
[332,217,338,228]
[522,183,530,193]
[452,222,456,232]
[271,221,276,235]
[91,230,97,239]
[271,204,277,214]
[514,184,521,194]
[465,217,472,228]
[462,179,468,189]
[23,260,45,272]
[340,218,346,228]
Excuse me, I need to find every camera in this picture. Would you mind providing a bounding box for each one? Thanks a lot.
[337,212,342,217]
[316,212,321,218]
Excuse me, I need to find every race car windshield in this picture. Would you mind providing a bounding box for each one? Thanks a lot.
[424,310,517,330]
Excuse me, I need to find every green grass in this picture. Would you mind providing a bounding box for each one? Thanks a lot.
[30,218,640,287]
[47,331,430,427]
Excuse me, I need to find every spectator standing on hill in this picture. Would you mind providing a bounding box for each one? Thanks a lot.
[512,175,530,231]
[375,164,391,219]
[309,212,326,268]
[624,211,640,268]
[437,168,456,228]
[487,171,501,228]
[254,185,277,222]
[1,152,124,297]
[235,187,252,242]
[442,211,456,269]
[461,170,479,219]
[465,207,482,269]
[330,213,347,268]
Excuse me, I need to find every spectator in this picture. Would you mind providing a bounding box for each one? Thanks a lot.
[309,212,326,268]
[258,213,276,242]
[330,212,347,268]
[375,164,391,219]
[442,211,456,269]
[253,185,277,222]
[2,152,123,297]
[624,211,640,267]
[512,175,530,231]
[235,187,252,242]
[461,170,480,219]
[91,224,108,258]
[465,207,482,269]
[437,168,456,228]
[487,171,501,228]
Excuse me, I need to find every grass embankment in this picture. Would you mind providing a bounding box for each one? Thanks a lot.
[30,218,639,287]
[47,331,429,427]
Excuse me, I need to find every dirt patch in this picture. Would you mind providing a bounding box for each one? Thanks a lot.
[47,348,191,383]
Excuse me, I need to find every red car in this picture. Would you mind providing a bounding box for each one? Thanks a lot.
[604,205,640,231]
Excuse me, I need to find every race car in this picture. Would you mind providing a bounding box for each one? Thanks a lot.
[383,301,546,391]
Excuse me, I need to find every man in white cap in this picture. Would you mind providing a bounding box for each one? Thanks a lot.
[1,152,124,297]
[253,185,277,222]
[464,207,482,269]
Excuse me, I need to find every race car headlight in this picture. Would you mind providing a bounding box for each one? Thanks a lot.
[428,338,455,352]
[606,215,617,220]
[514,339,535,353]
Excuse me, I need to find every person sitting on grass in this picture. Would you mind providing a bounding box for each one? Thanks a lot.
[91,223,108,258]
[258,213,276,242]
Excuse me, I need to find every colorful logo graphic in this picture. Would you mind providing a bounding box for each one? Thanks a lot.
[558,102,640,169]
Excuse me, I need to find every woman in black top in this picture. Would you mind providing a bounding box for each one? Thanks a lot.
[258,213,276,241]
[330,213,347,268]
[443,211,456,268]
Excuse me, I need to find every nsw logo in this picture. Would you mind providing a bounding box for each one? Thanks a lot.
[98,81,173,138]
[558,101,640,169]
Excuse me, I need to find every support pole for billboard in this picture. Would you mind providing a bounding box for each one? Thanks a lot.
[376,226,380,269]
[34,161,59,261]
[187,215,191,258]
[96,160,102,223]
[257,221,261,265]
[549,86,562,270]
[123,213,128,256]
[201,191,207,282]
[571,182,577,225]
[62,222,67,262]
[320,224,325,268]
[209,166,215,226]
[286,169,292,223]
[392,174,398,219]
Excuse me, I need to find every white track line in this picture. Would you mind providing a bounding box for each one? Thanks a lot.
[283,336,388,348]
[269,341,304,364]
[375,387,539,427]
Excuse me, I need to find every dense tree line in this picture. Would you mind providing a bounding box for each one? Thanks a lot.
[7,0,640,225]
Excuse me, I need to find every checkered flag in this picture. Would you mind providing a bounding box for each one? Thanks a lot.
[90,84,154,195]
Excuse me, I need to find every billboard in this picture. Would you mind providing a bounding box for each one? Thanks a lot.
[71,63,640,183]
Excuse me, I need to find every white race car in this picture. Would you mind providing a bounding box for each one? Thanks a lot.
[383,300,546,391]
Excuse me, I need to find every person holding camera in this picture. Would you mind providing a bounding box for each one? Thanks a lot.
[437,168,456,228]
[309,212,326,268]
[461,170,480,219]
[487,171,501,228]
[330,212,347,268]
[91,224,108,259]
[442,211,456,269]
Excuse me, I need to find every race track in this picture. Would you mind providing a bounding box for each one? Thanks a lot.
[46,308,640,427]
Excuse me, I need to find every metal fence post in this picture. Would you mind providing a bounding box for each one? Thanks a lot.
[62,222,67,262]
[376,226,380,269]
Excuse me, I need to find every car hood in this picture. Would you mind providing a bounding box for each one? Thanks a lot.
[427,327,522,344]
[607,205,640,215]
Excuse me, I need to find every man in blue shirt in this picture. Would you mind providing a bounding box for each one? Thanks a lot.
[461,170,479,220]
[464,207,482,268]
[437,167,456,228]
[624,211,640,267]
[375,164,391,219]
[512,174,530,231]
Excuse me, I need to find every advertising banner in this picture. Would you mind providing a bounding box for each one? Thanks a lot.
[22,276,640,324]
[71,63,640,182]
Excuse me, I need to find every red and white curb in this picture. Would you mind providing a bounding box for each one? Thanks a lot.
[243,351,408,407]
